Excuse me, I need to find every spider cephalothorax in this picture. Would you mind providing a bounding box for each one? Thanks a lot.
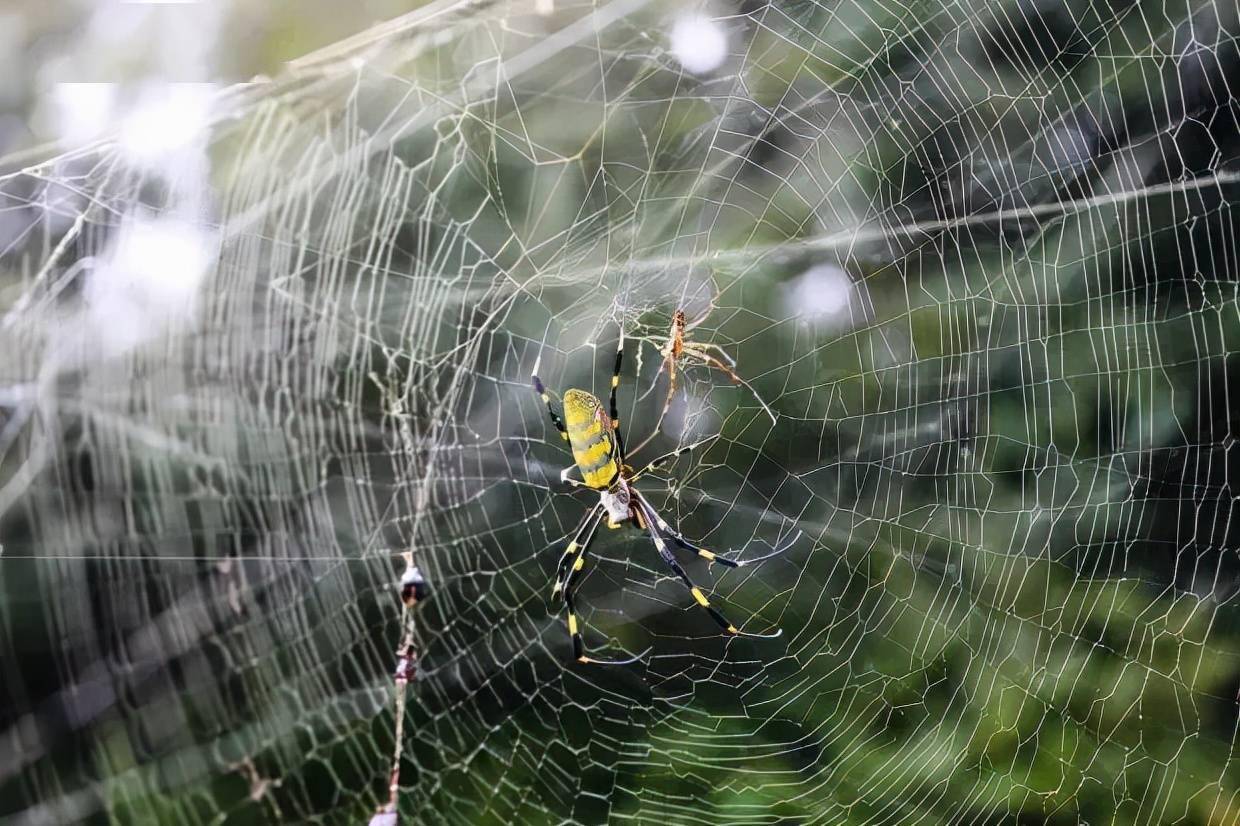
[532,331,788,665]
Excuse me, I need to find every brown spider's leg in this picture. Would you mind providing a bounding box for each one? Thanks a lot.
[661,352,679,419]
[551,503,603,599]
[625,348,679,460]
[683,341,737,369]
[637,345,672,402]
[627,434,720,482]
[682,347,743,384]
[682,348,777,424]
[632,494,782,640]
[631,504,647,531]
[628,353,683,461]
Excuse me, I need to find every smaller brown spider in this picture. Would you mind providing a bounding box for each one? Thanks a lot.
[646,309,776,426]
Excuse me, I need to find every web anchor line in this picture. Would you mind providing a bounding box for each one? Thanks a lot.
[369,554,429,826]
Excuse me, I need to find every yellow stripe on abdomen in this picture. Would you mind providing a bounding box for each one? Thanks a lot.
[562,388,618,489]
[582,459,618,489]
[572,439,612,469]
[567,418,603,440]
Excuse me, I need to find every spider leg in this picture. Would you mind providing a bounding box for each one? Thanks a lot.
[682,304,714,334]
[635,350,671,410]
[681,348,777,424]
[551,503,603,599]
[656,353,679,425]
[564,589,648,665]
[628,434,721,482]
[632,493,782,639]
[682,341,737,369]
[682,347,742,383]
[552,503,648,665]
[625,347,676,459]
[641,506,800,569]
[532,361,569,441]
[608,330,627,461]
[557,512,607,600]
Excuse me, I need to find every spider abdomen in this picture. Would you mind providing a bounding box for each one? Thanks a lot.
[562,388,619,489]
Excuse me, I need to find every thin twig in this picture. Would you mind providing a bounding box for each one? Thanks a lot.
[369,552,428,826]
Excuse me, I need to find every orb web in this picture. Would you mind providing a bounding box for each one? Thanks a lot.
[3,0,1240,824]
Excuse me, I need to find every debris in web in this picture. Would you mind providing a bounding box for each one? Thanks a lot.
[369,554,429,825]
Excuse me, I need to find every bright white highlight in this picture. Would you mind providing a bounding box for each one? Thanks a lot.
[120,83,214,168]
[670,14,728,74]
[52,83,117,146]
[85,215,214,354]
[784,264,854,323]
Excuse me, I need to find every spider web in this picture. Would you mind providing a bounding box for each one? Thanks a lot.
[3,0,1240,823]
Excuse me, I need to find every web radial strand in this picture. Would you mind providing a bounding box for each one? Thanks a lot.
[3,0,1240,824]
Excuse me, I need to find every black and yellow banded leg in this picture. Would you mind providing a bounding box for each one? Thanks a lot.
[550,505,645,665]
[562,590,645,665]
[628,434,721,481]
[557,519,596,601]
[636,500,793,569]
[635,498,781,640]
[532,373,568,440]
[551,504,603,600]
[609,331,627,460]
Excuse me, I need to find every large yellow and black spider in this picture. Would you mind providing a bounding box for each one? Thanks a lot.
[532,332,788,665]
